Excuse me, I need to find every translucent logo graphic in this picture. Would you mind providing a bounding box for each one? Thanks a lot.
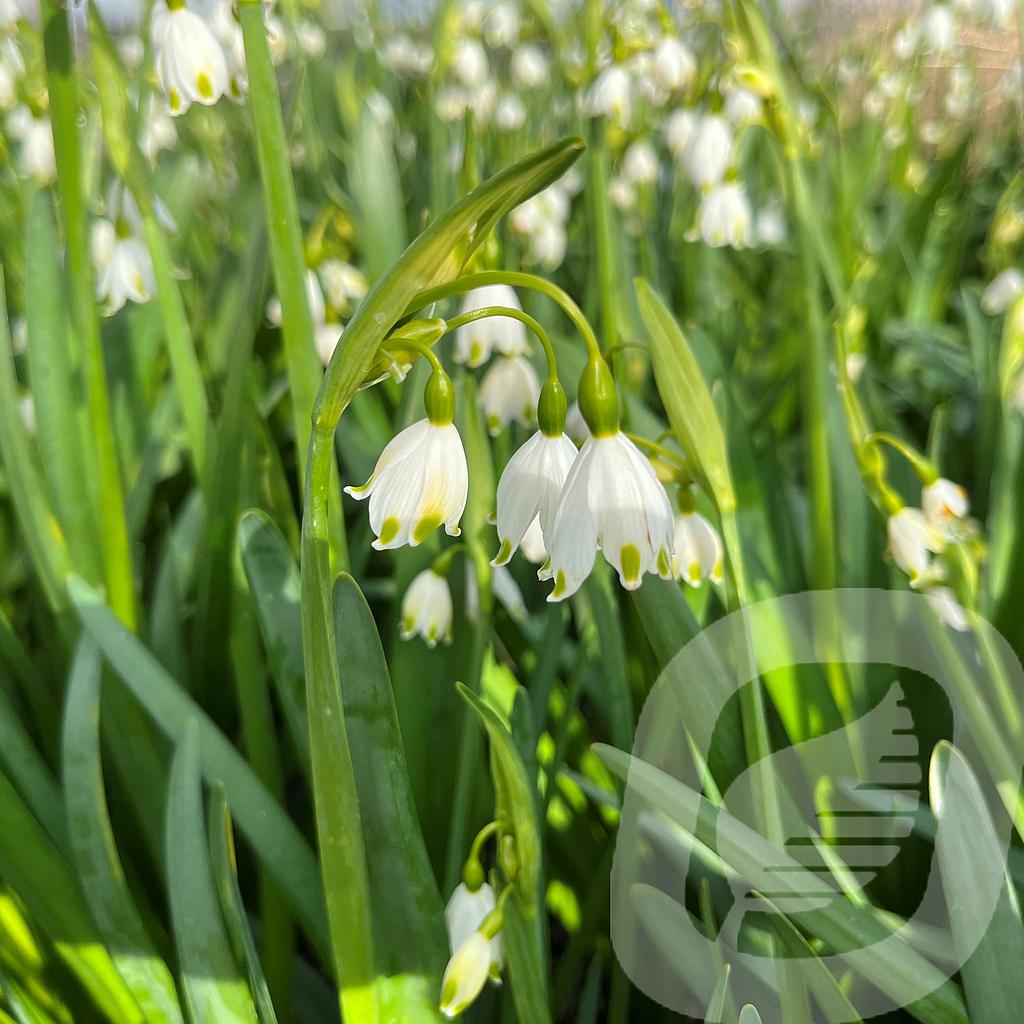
[606,589,1024,1022]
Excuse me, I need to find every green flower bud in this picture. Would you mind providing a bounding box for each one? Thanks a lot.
[577,354,619,437]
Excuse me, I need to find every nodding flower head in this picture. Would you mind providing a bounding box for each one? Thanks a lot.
[154,3,229,116]
[887,506,945,587]
[672,511,724,587]
[478,355,541,436]
[400,568,453,647]
[454,285,529,367]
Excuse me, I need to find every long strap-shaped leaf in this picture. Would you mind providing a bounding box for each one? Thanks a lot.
[67,576,328,958]
[300,138,583,1023]
[62,639,183,1022]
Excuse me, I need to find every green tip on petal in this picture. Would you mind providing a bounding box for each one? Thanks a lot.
[379,517,400,546]
[620,544,641,585]
[413,514,442,545]
[492,539,513,566]
[656,547,672,578]
[688,561,702,584]
[552,570,567,597]
[196,72,213,100]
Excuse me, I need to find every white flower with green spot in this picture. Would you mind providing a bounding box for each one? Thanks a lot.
[887,507,945,587]
[440,882,503,1018]
[545,431,674,600]
[91,219,155,316]
[492,428,577,567]
[672,511,724,587]
[439,931,494,1018]
[478,355,541,436]
[453,284,528,367]
[154,1,229,116]
[400,568,453,647]
[346,366,468,549]
[922,477,968,526]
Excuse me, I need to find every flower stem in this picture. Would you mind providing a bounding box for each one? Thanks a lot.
[442,305,560,382]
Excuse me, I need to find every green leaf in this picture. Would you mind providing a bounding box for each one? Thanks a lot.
[207,785,279,1024]
[237,511,310,774]
[331,574,447,1020]
[930,741,1024,1024]
[636,278,736,515]
[61,638,183,1023]
[456,684,550,1024]
[596,746,968,1024]
[165,724,259,1024]
[66,575,329,959]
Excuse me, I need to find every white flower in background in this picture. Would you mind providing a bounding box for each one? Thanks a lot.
[478,355,540,436]
[622,140,659,186]
[91,219,155,315]
[724,86,763,125]
[452,38,488,88]
[0,0,20,30]
[139,95,178,163]
[887,507,945,587]
[446,884,501,971]
[519,516,548,564]
[584,65,632,126]
[981,268,1024,315]
[400,569,453,647]
[680,112,733,189]
[546,432,674,600]
[440,932,495,1018]
[483,2,519,47]
[672,511,724,586]
[345,418,468,549]
[530,221,567,270]
[650,36,695,94]
[435,85,466,123]
[755,201,787,246]
[608,177,636,211]
[892,23,918,59]
[494,93,526,131]
[493,428,577,566]
[16,114,56,184]
[693,182,752,248]
[94,0,143,35]
[664,108,697,159]
[153,1,229,115]
[118,34,146,70]
[845,351,867,384]
[0,40,23,110]
[926,585,970,630]
[454,285,528,367]
[268,269,343,365]
[922,478,968,528]
[919,2,956,55]
[382,34,432,75]
[317,259,367,314]
[511,43,548,89]
[297,19,326,59]
[18,393,36,434]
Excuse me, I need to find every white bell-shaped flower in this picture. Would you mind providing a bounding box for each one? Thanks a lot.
[680,112,733,189]
[672,511,724,587]
[154,2,229,115]
[92,219,155,315]
[546,432,674,600]
[693,182,752,248]
[724,86,763,125]
[345,418,468,549]
[493,429,577,566]
[494,94,526,132]
[584,65,632,126]
[664,108,697,159]
[17,115,56,185]
[401,568,453,647]
[478,355,540,436]
[483,2,519,47]
[981,268,1023,315]
[887,507,945,587]
[445,883,501,967]
[622,140,659,186]
[919,2,956,54]
[452,38,488,88]
[439,931,494,1018]
[511,43,548,89]
[922,478,968,527]
[453,285,528,367]
[317,259,367,314]
[651,36,695,93]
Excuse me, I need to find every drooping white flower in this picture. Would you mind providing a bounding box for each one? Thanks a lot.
[922,478,968,526]
[545,432,674,600]
[345,419,469,549]
[584,65,632,126]
[693,182,752,248]
[494,93,526,132]
[981,268,1024,315]
[755,201,787,247]
[445,883,501,967]
[91,219,155,315]
[511,43,548,89]
[317,258,367,314]
[16,114,56,185]
[401,568,453,647]
[680,112,733,189]
[622,140,659,186]
[452,38,488,88]
[453,285,528,367]
[296,19,326,59]
[478,355,540,436]
[664,108,697,159]
[650,36,695,93]
[483,2,519,47]
[154,2,229,115]
[608,177,636,211]
[493,429,577,566]
[919,2,956,55]
[926,586,970,631]
[887,507,945,587]
[724,86,763,125]
[672,512,724,587]
[439,931,495,1018]
[139,95,178,163]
